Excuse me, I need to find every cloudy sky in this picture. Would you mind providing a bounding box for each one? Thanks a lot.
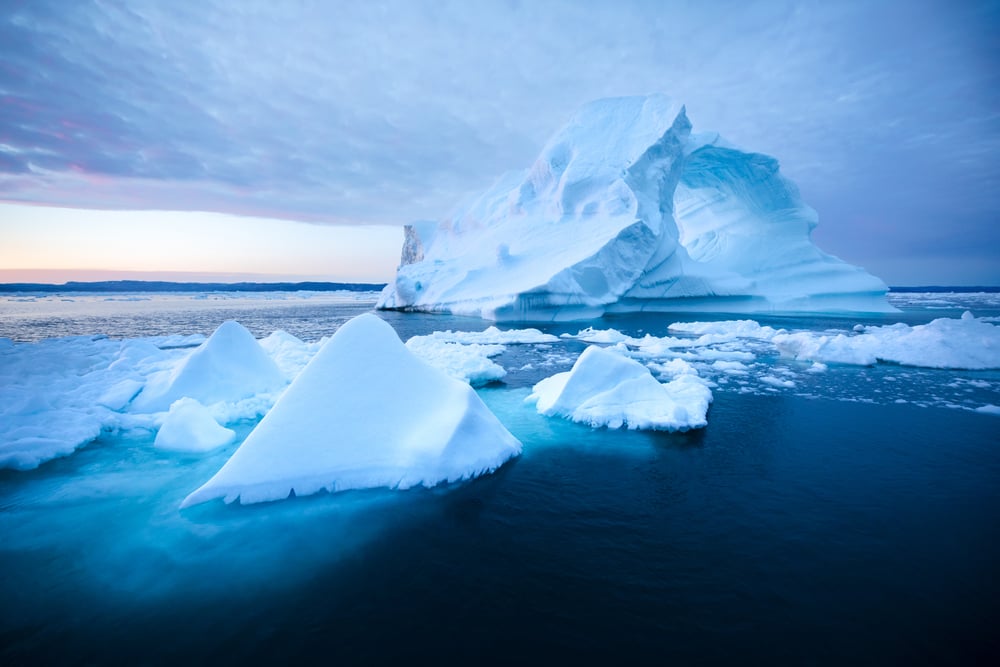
[1,0,997,284]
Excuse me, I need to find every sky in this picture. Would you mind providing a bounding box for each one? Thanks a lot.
[0,0,997,285]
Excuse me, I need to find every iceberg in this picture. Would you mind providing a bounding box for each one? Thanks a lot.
[153,398,236,453]
[182,314,522,507]
[131,320,286,413]
[378,94,892,321]
[527,345,712,431]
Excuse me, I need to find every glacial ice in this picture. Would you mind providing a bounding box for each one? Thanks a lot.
[378,94,892,321]
[131,320,286,413]
[181,314,522,507]
[527,345,712,431]
[154,398,236,452]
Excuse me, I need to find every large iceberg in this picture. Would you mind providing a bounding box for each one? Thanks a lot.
[378,94,892,321]
[182,314,522,507]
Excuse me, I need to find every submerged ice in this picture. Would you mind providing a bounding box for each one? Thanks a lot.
[379,94,892,321]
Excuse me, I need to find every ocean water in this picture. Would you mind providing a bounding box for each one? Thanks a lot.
[1,291,999,664]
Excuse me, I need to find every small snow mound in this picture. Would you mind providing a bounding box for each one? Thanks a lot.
[181,314,521,507]
[527,345,712,431]
[154,398,236,452]
[131,320,286,413]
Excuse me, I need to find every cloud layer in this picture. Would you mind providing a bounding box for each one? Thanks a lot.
[1,0,997,282]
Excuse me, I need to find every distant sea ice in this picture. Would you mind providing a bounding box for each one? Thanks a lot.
[181,314,522,507]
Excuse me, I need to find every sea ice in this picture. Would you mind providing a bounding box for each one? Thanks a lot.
[181,314,522,507]
[773,311,1000,369]
[0,335,131,469]
[379,94,892,320]
[527,345,712,431]
[405,337,506,386]
[131,320,287,413]
[154,398,236,452]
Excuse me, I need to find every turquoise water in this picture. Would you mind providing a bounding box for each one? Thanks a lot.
[1,292,998,664]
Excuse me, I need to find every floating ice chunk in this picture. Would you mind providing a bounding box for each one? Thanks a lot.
[405,337,506,386]
[417,326,558,344]
[760,375,796,389]
[527,345,712,431]
[773,312,1000,369]
[711,360,750,375]
[566,327,636,344]
[668,319,785,342]
[154,398,236,452]
[648,357,700,379]
[131,321,286,413]
[975,404,1000,416]
[181,314,522,507]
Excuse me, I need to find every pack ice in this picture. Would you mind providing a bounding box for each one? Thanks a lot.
[182,314,522,507]
[378,94,892,321]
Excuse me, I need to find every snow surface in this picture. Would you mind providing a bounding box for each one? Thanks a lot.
[181,314,522,507]
[378,94,892,321]
[528,345,712,431]
[131,320,287,412]
[154,398,236,452]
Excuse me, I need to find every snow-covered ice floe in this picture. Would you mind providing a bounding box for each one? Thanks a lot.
[773,312,1000,370]
[379,94,892,321]
[527,345,712,431]
[405,326,559,386]
[0,321,304,470]
[153,398,236,453]
[181,314,522,507]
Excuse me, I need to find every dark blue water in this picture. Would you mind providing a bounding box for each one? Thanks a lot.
[1,293,999,665]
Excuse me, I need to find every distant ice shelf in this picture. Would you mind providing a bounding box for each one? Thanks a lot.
[378,94,893,321]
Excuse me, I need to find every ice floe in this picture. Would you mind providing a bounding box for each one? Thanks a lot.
[181,314,521,507]
[528,345,712,431]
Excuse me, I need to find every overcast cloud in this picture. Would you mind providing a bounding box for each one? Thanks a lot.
[1,0,997,282]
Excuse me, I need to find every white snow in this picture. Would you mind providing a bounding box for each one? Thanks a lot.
[0,335,146,469]
[773,311,1000,369]
[404,326,557,386]
[527,345,712,431]
[131,320,287,413]
[154,398,236,452]
[413,326,559,345]
[378,94,892,321]
[181,314,522,507]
